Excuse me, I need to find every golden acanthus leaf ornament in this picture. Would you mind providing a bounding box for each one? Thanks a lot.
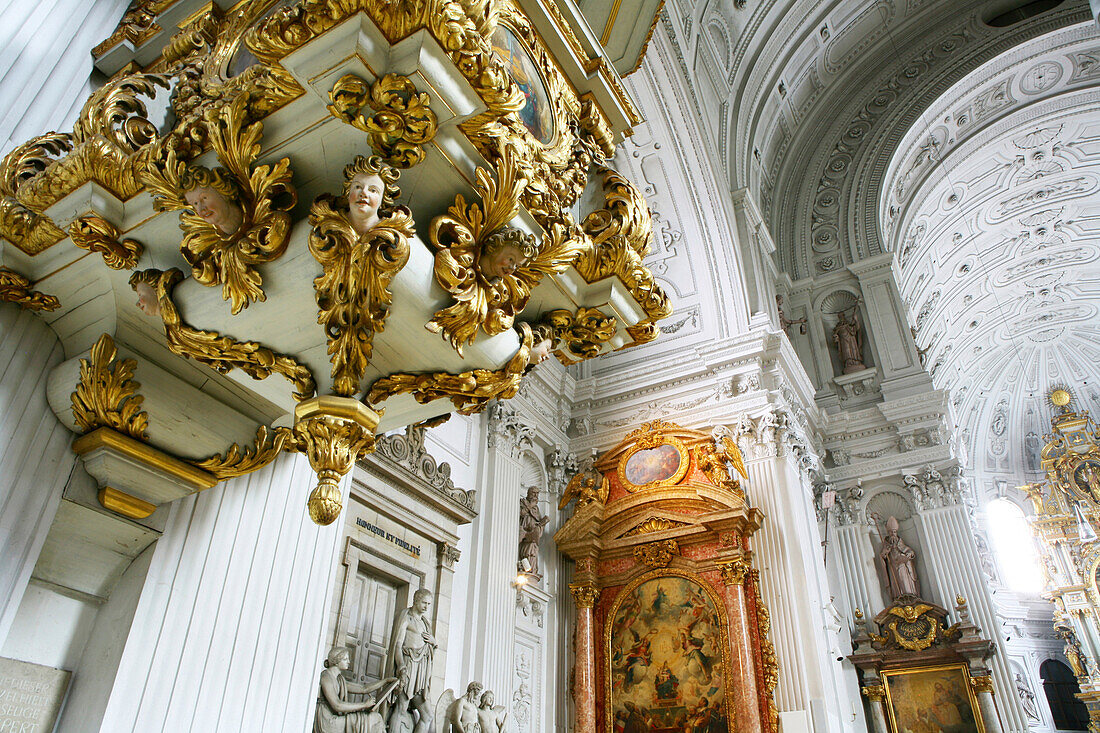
[0,133,72,254]
[308,157,415,396]
[326,73,439,169]
[142,93,297,314]
[0,267,60,311]
[69,215,144,270]
[576,167,671,345]
[427,147,587,353]
[544,307,616,363]
[71,333,150,439]
[294,413,377,526]
[194,425,294,480]
[130,269,316,401]
[369,322,542,414]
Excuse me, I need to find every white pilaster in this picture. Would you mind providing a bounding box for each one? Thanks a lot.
[65,451,345,732]
[0,304,76,644]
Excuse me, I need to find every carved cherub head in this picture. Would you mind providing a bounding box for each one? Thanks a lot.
[179,166,243,236]
[479,227,537,280]
[342,155,401,237]
[133,280,160,318]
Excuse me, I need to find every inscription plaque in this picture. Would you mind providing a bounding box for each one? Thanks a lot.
[0,657,71,733]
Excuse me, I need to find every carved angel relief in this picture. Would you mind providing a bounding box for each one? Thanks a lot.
[427,146,586,354]
[142,94,296,314]
[309,156,415,396]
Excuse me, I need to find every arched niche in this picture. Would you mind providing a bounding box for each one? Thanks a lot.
[816,288,877,378]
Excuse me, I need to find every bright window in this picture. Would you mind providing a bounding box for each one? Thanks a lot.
[986,498,1043,594]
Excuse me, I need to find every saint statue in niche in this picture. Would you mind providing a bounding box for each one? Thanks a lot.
[878,516,920,599]
[314,646,397,733]
[388,589,437,733]
[832,309,866,374]
[518,486,550,577]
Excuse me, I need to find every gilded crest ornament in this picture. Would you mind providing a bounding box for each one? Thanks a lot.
[427,146,586,354]
[633,539,679,568]
[326,73,438,168]
[71,333,150,439]
[543,307,616,363]
[142,94,296,314]
[309,156,415,396]
[69,215,144,270]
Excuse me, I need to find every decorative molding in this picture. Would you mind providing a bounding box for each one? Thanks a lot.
[0,268,60,311]
[372,425,475,511]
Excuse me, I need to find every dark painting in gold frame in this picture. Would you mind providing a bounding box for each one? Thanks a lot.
[882,664,983,733]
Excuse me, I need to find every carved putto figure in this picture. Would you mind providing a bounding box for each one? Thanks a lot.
[314,646,396,733]
[388,589,437,733]
[309,155,414,396]
[878,516,920,600]
[477,689,507,733]
[832,309,866,374]
[518,486,550,576]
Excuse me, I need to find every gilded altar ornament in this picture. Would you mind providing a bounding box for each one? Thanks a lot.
[861,684,886,702]
[369,322,546,415]
[970,675,994,694]
[130,269,316,400]
[558,470,608,510]
[142,94,296,314]
[326,73,439,168]
[427,147,585,354]
[697,433,748,495]
[633,539,679,568]
[751,568,780,728]
[69,215,144,270]
[293,396,381,525]
[194,424,294,480]
[543,307,616,363]
[71,333,150,439]
[569,582,599,608]
[309,156,414,396]
[0,267,60,311]
[718,558,750,586]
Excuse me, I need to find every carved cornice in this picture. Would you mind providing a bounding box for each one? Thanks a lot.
[370,425,475,513]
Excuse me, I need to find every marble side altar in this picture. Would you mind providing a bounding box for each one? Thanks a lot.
[555,421,777,733]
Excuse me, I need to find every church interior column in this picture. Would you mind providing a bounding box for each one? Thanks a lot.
[718,557,764,733]
[568,579,597,733]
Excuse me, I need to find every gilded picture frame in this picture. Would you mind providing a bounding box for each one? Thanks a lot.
[882,663,984,733]
[617,435,690,492]
[604,568,734,733]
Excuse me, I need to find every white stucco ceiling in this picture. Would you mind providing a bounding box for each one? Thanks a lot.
[882,25,1100,479]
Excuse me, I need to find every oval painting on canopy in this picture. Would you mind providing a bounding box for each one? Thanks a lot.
[609,574,729,733]
[491,26,555,145]
[624,444,681,486]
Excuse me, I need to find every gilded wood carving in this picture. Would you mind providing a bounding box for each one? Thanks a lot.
[71,333,150,439]
[69,215,144,270]
[130,268,316,400]
[309,156,415,396]
[194,424,294,480]
[326,73,438,168]
[143,94,296,314]
[0,267,60,311]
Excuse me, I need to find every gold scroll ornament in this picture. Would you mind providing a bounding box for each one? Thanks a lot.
[326,73,438,169]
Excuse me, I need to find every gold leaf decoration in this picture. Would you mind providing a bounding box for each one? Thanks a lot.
[623,517,689,537]
[194,425,294,479]
[0,267,60,311]
[142,93,296,314]
[69,215,144,270]
[308,160,415,396]
[71,333,149,439]
[327,73,439,169]
[131,268,316,401]
[632,539,679,568]
[427,147,586,354]
[369,322,537,414]
[544,307,616,363]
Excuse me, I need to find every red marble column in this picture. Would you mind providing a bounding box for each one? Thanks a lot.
[719,558,763,733]
[570,582,599,733]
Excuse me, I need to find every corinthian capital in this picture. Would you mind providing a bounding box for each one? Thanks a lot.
[486,402,535,455]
